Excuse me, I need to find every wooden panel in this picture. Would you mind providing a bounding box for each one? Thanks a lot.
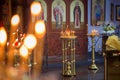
[105,51,120,80]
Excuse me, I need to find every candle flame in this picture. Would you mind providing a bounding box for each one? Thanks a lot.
[35,20,46,38]
[11,14,20,26]
[19,45,28,58]
[0,27,7,46]
[24,34,37,50]
[91,29,98,35]
[31,1,42,16]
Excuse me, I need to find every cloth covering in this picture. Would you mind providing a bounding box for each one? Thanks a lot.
[106,35,120,50]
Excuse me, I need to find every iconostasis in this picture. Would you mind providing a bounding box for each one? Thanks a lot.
[34,0,88,61]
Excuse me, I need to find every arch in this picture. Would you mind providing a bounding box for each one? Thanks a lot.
[35,0,47,21]
[51,0,66,29]
[70,0,84,28]
[52,0,66,22]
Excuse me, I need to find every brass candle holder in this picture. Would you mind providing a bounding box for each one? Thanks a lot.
[88,33,99,70]
[60,31,77,76]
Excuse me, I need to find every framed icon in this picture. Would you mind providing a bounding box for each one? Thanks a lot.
[116,5,120,21]
[91,0,105,25]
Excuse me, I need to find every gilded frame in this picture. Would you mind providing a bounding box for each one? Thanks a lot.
[116,5,120,21]
[91,0,105,25]
[70,0,84,29]
[110,3,114,21]
[51,0,66,30]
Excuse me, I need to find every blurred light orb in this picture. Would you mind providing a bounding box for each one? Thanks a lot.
[24,34,37,49]
[35,20,45,38]
[19,45,28,58]
[11,14,20,26]
[0,27,7,45]
[31,1,42,16]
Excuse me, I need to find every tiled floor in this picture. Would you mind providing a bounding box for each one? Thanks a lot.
[40,64,104,80]
[0,53,104,80]
[40,53,104,80]
[1,52,120,80]
[40,52,120,80]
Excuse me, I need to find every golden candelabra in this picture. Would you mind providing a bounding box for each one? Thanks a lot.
[60,35,77,76]
[88,34,99,70]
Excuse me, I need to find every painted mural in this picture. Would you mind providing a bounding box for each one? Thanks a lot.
[35,0,47,21]
[91,0,105,25]
[52,0,66,29]
[70,0,84,29]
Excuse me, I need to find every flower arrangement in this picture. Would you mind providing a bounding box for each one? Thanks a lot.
[97,21,116,34]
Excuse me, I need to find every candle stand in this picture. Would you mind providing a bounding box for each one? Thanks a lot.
[88,34,99,70]
[60,36,77,76]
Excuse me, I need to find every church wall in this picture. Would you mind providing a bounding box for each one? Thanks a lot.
[42,0,88,62]
[0,0,88,63]
[88,0,120,53]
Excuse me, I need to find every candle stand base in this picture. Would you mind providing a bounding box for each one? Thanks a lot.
[89,63,98,70]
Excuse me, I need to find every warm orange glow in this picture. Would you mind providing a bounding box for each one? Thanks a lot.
[91,29,98,35]
[7,42,9,46]
[19,45,28,58]
[11,14,20,26]
[35,20,46,38]
[31,1,42,16]
[0,27,7,46]
[12,39,21,48]
[24,34,37,50]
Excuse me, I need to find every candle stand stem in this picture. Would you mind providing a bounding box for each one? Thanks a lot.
[88,35,99,70]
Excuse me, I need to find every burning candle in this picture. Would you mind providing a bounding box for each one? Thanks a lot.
[35,20,46,38]
[19,45,28,59]
[11,14,20,32]
[91,29,95,35]
[31,1,42,16]
[71,30,75,36]
[66,31,70,36]
[0,27,7,46]
[19,44,29,69]
[24,34,37,50]
[91,29,98,35]
[0,27,7,62]
[11,14,20,26]
[28,1,42,33]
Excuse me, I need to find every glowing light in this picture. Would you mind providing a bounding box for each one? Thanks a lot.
[91,29,98,35]
[11,14,20,26]
[19,45,28,58]
[7,42,9,46]
[12,39,21,48]
[24,34,37,50]
[0,27,7,45]
[35,20,45,38]
[31,1,42,16]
